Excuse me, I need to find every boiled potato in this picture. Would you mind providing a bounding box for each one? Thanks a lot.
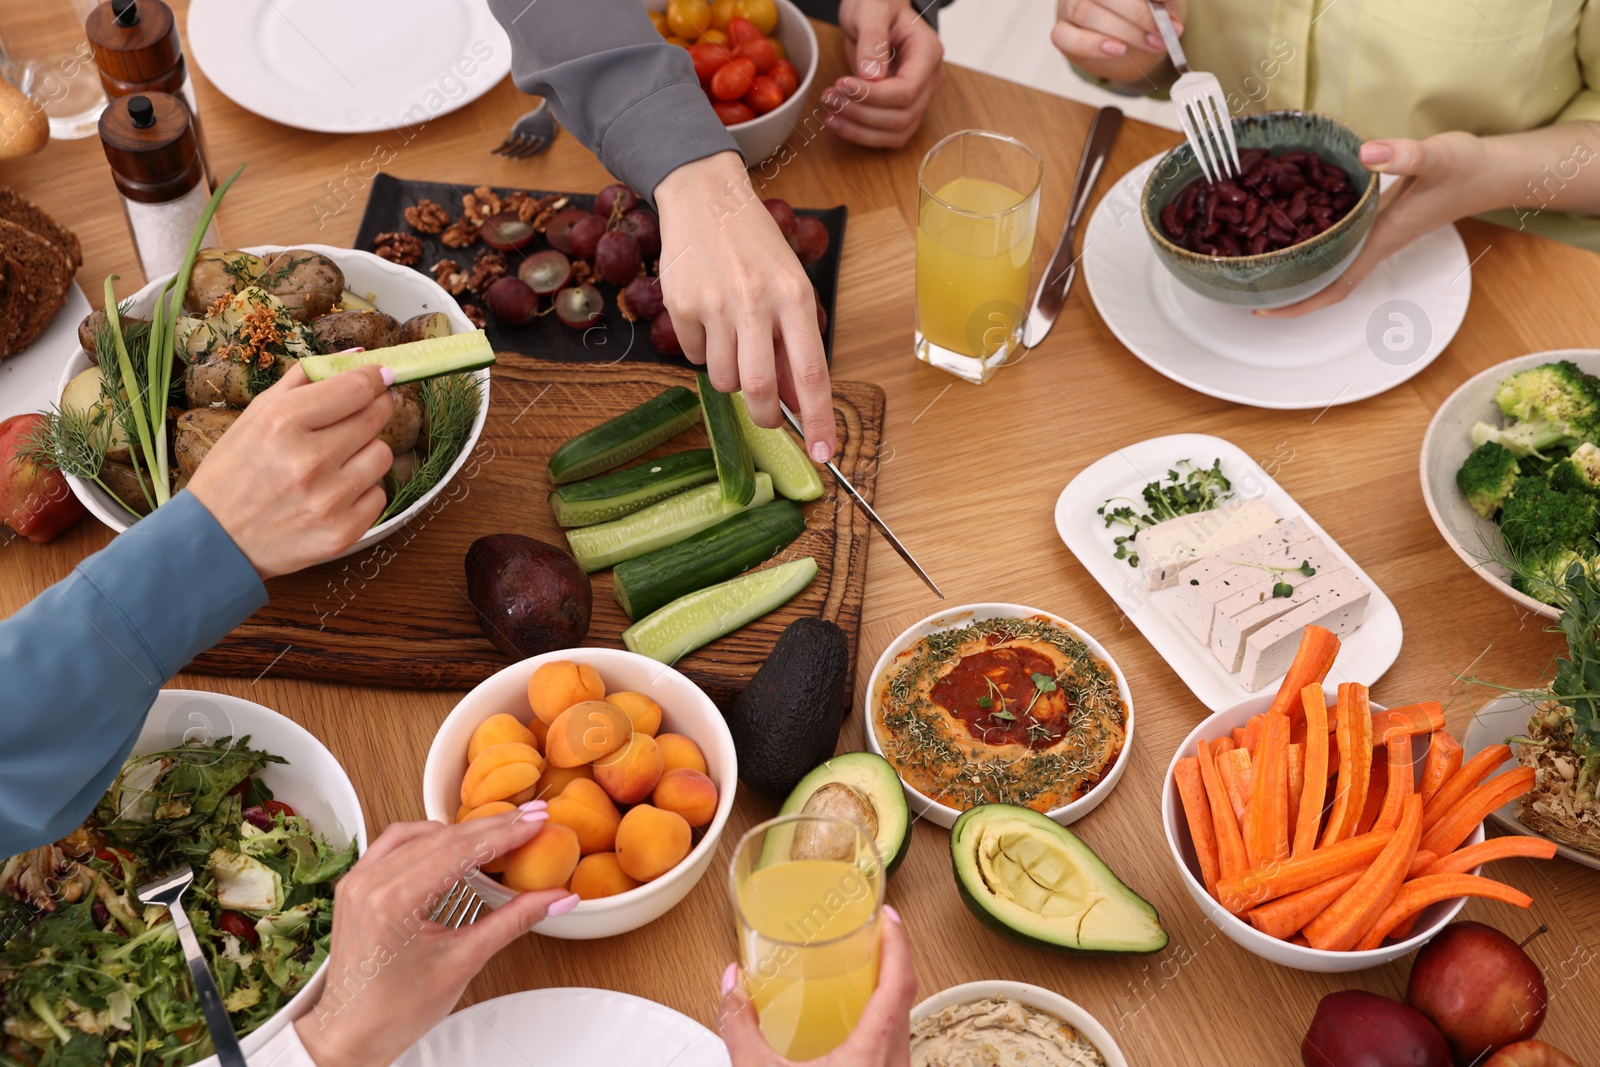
[185,355,257,409]
[394,311,452,345]
[384,449,418,501]
[99,461,158,516]
[61,365,133,462]
[338,289,377,311]
[379,384,422,454]
[77,310,151,362]
[312,309,398,353]
[174,407,241,478]
[186,249,266,314]
[257,250,344,323]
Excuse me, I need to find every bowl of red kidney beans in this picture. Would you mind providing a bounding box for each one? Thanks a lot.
[1140,111,1380,309]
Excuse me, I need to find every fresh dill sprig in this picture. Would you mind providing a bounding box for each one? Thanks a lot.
[379,373,481,521]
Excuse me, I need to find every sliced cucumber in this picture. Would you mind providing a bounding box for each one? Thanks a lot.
[549,449,717,528]
[299,329,494,383]
[565,472,774,572]
[613,499,807,620]
[548,386,702,484]
[732,393,825,502]
[697,373,756,509]
[622,557,818,664]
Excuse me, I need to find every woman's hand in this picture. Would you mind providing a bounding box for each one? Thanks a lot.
[294,806,578,1067]
[653,151,837,461]
[187,363,395,579]
[718,904,917,1066]
[828,0,944,149]
[1051,0,1184,85]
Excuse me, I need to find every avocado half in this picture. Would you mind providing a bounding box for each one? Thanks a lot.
[775,752,912,877]
[950,804,1168,954]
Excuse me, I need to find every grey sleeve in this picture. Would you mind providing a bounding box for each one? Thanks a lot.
[486,0,743,200]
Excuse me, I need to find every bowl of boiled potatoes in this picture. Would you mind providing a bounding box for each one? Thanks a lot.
[421,648,738,938]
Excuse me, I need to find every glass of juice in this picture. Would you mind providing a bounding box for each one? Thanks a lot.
[915,129,1043,384]
[729,813,885,1060]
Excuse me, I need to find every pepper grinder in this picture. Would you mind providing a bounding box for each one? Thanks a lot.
[85,0,214,188]
[99,92,218,280]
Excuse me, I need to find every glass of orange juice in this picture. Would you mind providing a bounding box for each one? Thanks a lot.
[729,813,885,1060]
[915,129,1043,384]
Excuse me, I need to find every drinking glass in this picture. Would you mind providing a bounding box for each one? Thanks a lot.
[0,0,106,140]
[914,129,1043,384]
[729,813,885,1060]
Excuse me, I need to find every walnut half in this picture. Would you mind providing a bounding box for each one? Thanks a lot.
[372,231,422,265]
[403,198,450,235]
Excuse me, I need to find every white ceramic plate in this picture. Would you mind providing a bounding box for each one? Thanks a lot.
[392,988,730,1067]
[1082,156,1471,410]
[1462,694,1600,873]
[1419,349,1600,621]
[1055,432,1402,711]
[863,602,1135,829]
[0,282,89,423]
[186,0,512,134]
[911,981,1128,1067]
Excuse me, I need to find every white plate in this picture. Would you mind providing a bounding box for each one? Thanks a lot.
[1081,156,1471,410]
[392,988,730,1067]
[1054,432,1403,710]
[186,0,512,134]
[0,282,89,423]
[1462,694,1600,873]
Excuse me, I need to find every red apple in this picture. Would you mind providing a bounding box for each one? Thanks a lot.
[1407,922,1547,1063]
[0,414,86,543]
[1484,1040,1582,1067]
[1303,991,1452,1067]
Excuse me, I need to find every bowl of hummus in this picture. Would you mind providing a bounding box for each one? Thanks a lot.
[866,604,1133,829]
[910,981,1126,1067]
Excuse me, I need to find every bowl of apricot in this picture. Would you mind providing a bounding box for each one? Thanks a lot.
[421,648,737,939]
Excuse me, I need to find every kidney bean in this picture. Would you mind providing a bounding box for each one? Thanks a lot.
[1287,188,1309,222]
[1214,179,1248,205]
[1215,204,1244,225]
[1158,148,1358,256]
[1249,232,1270,254]
[1245,212,1269,238]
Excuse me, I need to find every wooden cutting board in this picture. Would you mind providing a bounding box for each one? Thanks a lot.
[187,355,884,706]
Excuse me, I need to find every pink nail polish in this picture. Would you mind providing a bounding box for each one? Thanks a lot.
[380,366,396,386]
[1145,33,1163,51]
[810,441,831,462]
[721,962,739,996]
[518,808,548,825]
[336,346,365,354]
[546,893,581,917]
[883,904,902,924]
[1100,38,1127,57]
[518,800,548,814]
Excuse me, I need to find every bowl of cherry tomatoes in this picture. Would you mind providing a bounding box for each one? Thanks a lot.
[649,0,819,164]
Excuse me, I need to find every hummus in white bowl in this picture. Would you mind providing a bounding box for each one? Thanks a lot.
[911,997,1107,1067]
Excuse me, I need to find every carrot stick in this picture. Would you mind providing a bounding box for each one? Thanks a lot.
[1247,871,1361,941]
[1294,683,1329,858]
[1423,743,1511,830]
[1419,836,1558,877]
[1290,718,1308,745]
[1175,756,1221,898]
[1322,683,1373,846]
[1212,736,1236,757]
[1266,624,1341,724]
[1232,726,1247,748]
[1218,747,1254,826]
[1355,874,1533,951]
[1286,743,1306,844]
[1305,794,1423,951]
[1407,849,1436,878]
[1241,714,1265,755]
[1371,702,1446,743]
[1419,731,1464,807]
[1356,757,1389,836]
[1290,933,1312,947]
[1419,767,1537,857]
[1216,828,1394,914]
[1245,713,1291,867]
[1374,734,1414,833]
[1198,738,1250,882]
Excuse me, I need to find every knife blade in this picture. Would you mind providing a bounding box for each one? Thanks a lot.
[779,402,943,599]
[1023,106,1124,349]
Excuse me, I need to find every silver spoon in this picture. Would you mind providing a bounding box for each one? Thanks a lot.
[137,865,248,1067]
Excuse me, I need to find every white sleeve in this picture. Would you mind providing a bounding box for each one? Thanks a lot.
[248,1022,321,1067]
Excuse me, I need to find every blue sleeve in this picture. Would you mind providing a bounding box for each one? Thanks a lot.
[0,491,267,856]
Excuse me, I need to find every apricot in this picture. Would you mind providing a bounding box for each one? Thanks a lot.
[545,700,632,767]
[606,692,662,737]
[570,852,642,900]
[534,762,594,801]
[527,714,549,752]
[461,742,545,809]
[501,822,581,892]
[656,733,708,776]
[615,804,692,883]
[459,799,519,873]
[468,713,537,763]
[593,733,664,806]
[651,768,719,827]
[528,660,605,725]
[547,778,622,854]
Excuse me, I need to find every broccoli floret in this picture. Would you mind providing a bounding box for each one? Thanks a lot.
[1495,360,1600,428]
[1499,478,1599,573]
[1471,418,1581,458]
[1550,441,1600,495]
[1517,550,1598,605]
[1457,441,1520,518]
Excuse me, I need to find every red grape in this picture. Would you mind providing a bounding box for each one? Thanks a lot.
[480,211,534,252]
[554,284,604,329]
[594,183,640,218]
[595,230,643,286]
[713,101,755,125]
[484,276,540,326]
[517,248,571,294]
[619,208,661,260]
[544,207,590,254]
[788,215,829,265]
[569,214,607,261]
[770,59,798,97]
[763,198,796,237]
[745,75,783,115]
[622,274,665,320]
[711,57,757,101]
[650,309,682,355]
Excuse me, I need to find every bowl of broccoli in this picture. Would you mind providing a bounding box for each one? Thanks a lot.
[1421,350,1600,618]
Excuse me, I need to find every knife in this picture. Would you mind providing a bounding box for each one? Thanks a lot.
[1022,106,1124,349]
[779,401,943,599]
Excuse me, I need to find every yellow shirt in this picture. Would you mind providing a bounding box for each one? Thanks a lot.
[1170,0,1600,249]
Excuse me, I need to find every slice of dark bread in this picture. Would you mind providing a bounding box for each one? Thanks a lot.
[0,217,70,355]
[0,255,21,360]
[0,188,81,270]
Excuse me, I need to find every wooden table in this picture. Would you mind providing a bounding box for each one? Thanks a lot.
[5,11,1599,1064]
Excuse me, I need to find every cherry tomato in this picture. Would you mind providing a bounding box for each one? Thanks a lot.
[665,34,692,46]
[710,0,739,28]
[736,0,778,34]
[770,37,787,61]
[710,57,757,101]
[744,75,784,115]
[261,799,296,819]
[689,42,731,86]
[700,27,729,45]
[726,16,762,45]
[667,0,712,39]
[217,910,260,948]
[733,36,777,73]
[94,847,132,866]
[770,58,799,97]
[648,10,670,36]
[712,100,756,125]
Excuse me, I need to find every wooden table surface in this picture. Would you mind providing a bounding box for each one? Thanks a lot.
[4,10,1599,1065]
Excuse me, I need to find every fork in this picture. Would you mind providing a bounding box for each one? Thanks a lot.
[491,99,557,159]
[137,867,248,1067]
[1146,0,1239,182]
[429,881,485,928]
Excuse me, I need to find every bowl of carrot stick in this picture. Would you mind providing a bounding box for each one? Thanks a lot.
[1161,625,1554,971]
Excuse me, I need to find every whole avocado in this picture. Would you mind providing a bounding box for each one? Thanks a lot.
[465,534,592,659]
[728,616,850,799]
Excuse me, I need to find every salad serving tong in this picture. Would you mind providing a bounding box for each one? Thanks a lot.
[137,866,249,1067]
[1146,0,1240,182]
